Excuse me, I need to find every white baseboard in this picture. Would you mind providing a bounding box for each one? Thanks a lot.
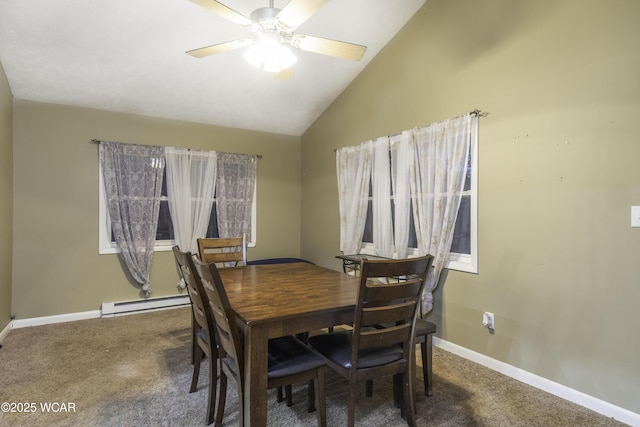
[10,294,192,328]
[434,337,639,427]
[0,321,11,344]
[101,294,190,317]
[12,310,102,329]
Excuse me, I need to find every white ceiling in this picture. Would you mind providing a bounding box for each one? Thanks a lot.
[0,0,426,136]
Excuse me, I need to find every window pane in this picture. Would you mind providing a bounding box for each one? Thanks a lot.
[206,202,219,238]
[156,170,173,240]
[408,201,417,248]
[156,201,174,240]
[450,196,471,254]
[161,170,168,196]
[363,201,373,243]
[463,150,472,191]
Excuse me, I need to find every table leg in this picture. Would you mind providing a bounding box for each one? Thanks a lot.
[244,324,269,427]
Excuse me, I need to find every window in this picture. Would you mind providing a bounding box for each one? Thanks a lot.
[360,135,478,273]
[99,167,257,254]
[445,138,477,273]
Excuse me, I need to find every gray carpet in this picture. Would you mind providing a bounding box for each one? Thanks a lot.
[0,307,626,426]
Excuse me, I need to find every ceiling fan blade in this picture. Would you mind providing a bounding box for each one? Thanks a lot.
[276,0,331,29]
[186,39,253,58]
[188,0,253,27]
[292,35,367,61]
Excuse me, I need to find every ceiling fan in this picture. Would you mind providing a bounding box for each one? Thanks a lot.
[186,0,367,72]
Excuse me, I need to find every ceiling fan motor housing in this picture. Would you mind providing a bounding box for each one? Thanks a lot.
[250,6,280,22]
[249,6,293,44]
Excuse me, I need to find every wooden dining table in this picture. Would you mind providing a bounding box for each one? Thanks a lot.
[217,261,360,427]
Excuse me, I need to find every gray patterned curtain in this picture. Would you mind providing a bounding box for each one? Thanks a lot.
[100,141,165,297]
[216,152,257,239]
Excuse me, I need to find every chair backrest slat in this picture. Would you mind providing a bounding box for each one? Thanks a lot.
[362,278,423,304]
[197,234,247,267]
[361,302,416,327]
[359,324,412,349]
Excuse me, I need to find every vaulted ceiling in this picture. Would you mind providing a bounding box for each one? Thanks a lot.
[0,0,426,136]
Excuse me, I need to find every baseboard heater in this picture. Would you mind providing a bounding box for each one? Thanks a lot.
[101,295,191,317]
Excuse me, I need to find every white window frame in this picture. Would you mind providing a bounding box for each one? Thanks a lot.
[446,127,478,273]
[98,164,257,254]
[358,133,478,274]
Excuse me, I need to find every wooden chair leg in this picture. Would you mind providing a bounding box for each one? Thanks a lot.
[276,386,293,405]
[285,384,293,407]
[307,379,316,412]
[404,370,417,427]
[191,313,197,364]
[365,379,373,397]
[206,353,216,425]
[215,372,227,427]
[393,373,402,410]
[316,368,327,427]
[423,333,433,396]
[347,381,356,427]
[190,345,202,393]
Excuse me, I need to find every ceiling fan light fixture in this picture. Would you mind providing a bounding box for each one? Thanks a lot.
[243,37,297,73]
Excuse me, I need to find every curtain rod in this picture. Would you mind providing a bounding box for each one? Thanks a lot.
[333,109,488,153]
[89,139,263,159]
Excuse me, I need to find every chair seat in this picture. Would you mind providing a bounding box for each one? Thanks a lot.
[415,319,436,337]
[221,336,324,381]
[308,332,403,369]
[268,336,325,379]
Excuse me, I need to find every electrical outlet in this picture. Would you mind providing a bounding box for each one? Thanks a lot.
[482,312,495,330]
[632,206,640,227]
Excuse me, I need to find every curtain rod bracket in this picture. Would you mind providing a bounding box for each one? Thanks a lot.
[470,109,489,117]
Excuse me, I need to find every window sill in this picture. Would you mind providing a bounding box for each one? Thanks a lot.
[357,245,477,274]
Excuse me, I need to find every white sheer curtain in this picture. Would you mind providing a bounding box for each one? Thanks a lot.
[165,147,217,255]
[391,131,412,259]
[336,141,373,255]
[372,137,394,258]
[410,114,476,312]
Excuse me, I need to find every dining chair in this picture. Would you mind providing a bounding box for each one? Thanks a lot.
[193,258,327,427]
[197,234,247,267]
[308,255,434,427]
[341,256,437,398]
[172,246,218,425]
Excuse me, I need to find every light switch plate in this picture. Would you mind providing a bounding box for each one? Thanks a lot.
[632,206,640,227]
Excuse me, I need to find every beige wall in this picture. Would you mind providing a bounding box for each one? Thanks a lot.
[0,63,13,331]
[12,100,301,319]
[301,0,640,415]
